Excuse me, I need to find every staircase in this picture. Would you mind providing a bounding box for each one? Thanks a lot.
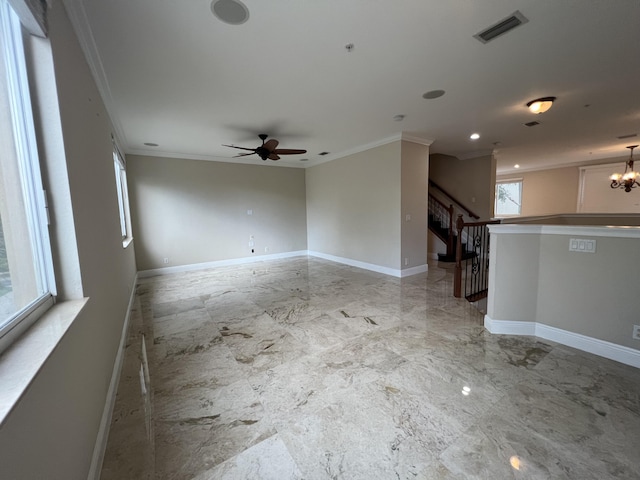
[428,180,479,262]
[428,180,500,302]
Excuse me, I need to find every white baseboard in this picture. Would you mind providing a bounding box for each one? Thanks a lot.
[484,316,536,336]
[87,273,138,480]
[308,251,427,278]
[400,264,429,277]
[139,251,428,279]
[484,315,640,369]
[138,250,308,277]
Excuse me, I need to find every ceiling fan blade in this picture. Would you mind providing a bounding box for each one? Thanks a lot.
[268,153,280,160]
[273,149,307,155]
[264,139,279,151]
[223,144,257,152]
[233,152,256,157]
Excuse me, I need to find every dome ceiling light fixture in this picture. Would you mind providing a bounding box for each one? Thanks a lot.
[526,96,556,114]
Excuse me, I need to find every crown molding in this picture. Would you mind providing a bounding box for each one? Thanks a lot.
[61,0,128,147]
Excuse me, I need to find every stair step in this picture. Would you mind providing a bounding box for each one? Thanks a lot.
[437,251,477,263]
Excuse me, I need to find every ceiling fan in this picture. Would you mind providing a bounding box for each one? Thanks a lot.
[223,134,306,161]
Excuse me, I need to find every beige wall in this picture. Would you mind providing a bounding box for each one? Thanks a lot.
[429,153,495,221]
[537,234,639,348]
[127,155,307,271]
[498,166,579,216]
[306,142,402,269]
[0,3,138,479]
[401,141,429,268]
[487,226,640,351]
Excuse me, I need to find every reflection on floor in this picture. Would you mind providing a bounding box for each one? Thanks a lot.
[101,257,640,479]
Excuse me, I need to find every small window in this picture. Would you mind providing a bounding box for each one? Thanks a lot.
[0,0,55,354]
[113,143,133,246]
[495,179,522,216]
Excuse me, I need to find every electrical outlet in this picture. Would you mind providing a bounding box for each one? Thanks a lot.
[633,325,640,340]
[163,257,169,264]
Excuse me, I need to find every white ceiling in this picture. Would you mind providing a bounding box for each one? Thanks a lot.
[63,0,640,174]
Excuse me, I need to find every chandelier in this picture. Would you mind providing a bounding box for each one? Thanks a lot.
[610,145,640,192]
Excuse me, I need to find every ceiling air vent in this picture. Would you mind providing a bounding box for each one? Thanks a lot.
[474,11,528,44]
[617,133,638,139]
[524,121,540,127]
[318,151,330,156]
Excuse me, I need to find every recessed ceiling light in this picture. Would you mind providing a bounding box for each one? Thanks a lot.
[211,0,249,25]
[345,43,355,52]
[318,152,330,156]
[422,89,446,100]
[144,142,159,147]
[514,164,520,169]
[470,133,480,140]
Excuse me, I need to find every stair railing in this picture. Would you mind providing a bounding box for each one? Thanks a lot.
[429,179,480,220]
[454,215,501,300]
[428,193,455,254]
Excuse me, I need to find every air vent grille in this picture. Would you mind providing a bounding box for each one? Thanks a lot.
[474,11,528,44]
[524,121,540,127]
[617,133,638,139]
[318,151,330,156]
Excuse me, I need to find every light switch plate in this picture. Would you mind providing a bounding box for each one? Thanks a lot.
[569,238,596,253]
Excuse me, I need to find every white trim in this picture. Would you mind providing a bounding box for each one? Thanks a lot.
[308,251,427,278]
[128,134,433,169]
[399,264,428,277]
[501,213,639,224]
[126,148,308,168]
[458,149,494,160]
[61,0,128,147]
[314,133,433,167]
[139,251,428,279]
[309,251,399,276]
[138,251,308,278]
[488,224,640,238]
[484,315,640,369]
[496,177,523,184]
[497,154,629,176]
[87,274,138,480]
[400,133,434,147]
[484,316,536,336]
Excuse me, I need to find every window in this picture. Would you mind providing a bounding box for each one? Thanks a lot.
[113,142,133,246]
[0,0,55,353]
[495,179,522,216]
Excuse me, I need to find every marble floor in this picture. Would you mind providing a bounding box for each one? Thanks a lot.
[100,256,640,480]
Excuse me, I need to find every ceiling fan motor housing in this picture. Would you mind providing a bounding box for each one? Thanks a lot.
[256,147,270,160]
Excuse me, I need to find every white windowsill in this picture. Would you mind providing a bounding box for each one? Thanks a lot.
[122,236,133,248]
[0,298,89,426]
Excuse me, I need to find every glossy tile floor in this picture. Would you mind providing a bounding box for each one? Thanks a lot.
[101,257,640,479]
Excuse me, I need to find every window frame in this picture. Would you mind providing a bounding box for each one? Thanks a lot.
[495,178,523,218]
[0,0,56,354]
[112,140,133,247]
